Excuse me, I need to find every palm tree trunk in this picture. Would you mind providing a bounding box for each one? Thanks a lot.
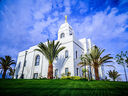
[85,72,86,78]
[85,64,86,78]
[123,64,128,82]
[90,65,92,80]
[94,64,99,80]
[2,70,7,79]
[87,70,89,81]
[47,61,53,79]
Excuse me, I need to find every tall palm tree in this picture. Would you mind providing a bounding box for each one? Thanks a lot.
[90,46,113,80]
[0,56,16,79]
[35,40,65,79]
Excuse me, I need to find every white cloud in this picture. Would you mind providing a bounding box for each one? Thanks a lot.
[76,8,127,38]
[63,0,71,15]
[70,7,128,52]
[33,1,52,20]
[28,16,59,43]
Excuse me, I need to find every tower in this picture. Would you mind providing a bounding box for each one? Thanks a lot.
[58,15,74,40]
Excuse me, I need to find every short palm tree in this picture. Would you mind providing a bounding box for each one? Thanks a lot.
[107,70,120,81]
[35,40,65,79]
[0,56,16,79]
[82,68,87,78]
[78,54,92,80]
[90,45,113,80]
[8,68,15,79]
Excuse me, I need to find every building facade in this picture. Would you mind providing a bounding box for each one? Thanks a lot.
[14,17,103,79]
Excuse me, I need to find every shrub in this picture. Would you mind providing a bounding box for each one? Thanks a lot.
[61,76,81,80]
[67,72,71,76]
[80,77,88,81]
[61,73,65,77]
[71,76,81,80]
[61,76,68,79]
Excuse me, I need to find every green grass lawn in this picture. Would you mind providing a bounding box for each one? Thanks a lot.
[0,79,128,96]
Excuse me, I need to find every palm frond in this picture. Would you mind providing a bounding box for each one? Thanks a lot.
[35,40,65,64]
[0,56,16,74]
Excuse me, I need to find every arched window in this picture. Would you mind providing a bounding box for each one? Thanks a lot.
[60,33,65,38]
[35,55,40,66]
[65,50,68,58]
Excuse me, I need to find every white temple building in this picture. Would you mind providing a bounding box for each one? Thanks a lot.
[14,16,103,79]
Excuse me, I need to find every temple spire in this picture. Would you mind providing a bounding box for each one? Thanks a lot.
[65,15,67,23]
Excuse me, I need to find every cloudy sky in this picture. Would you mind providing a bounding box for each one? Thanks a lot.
[0,0,128,80]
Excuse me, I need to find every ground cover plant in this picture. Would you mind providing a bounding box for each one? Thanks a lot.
[0,79,128,96]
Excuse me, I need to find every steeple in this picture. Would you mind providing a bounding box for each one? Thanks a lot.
[65,15,67,23]
[58,16,74,40]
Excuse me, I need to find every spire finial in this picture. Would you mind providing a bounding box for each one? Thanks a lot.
[65,15,67,23]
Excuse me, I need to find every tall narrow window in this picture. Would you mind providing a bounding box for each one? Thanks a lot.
[17,62,21,73]
[60,33,65,38]
[76,68,79,76]
[65,68,68,76]
[24,60,26,67]
[56,56,58,60]
[76,51,77,59]
[55,69,58,76]
[35,55,40,66]
[16,75,18,79]
[65,50,68,58]
[33,73,38,79]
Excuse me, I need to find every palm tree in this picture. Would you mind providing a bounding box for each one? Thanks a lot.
[8,68,15,79]
[35,40,65,79]
[115,51,128,82]
[90,45,113,80]
[78,54,92,80]
[82,68,87,78]
[107,70,120,81]
[0,56,16,79]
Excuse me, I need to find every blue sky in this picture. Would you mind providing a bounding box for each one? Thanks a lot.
[0,0,128,80]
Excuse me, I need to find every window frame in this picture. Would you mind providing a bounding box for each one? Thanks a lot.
[55,69,58,76]
[17,62,21,73]
[65,68,69,76]
[76,51,77,59]
[55,55,58,60]
[35,55,40,66]
[65,50,68,58]
[24,60,26,67]
[33,73,38,79]
[16,75,18,79]
[76,68,79,76]
[18,62,21,69]
[60,33,65,38]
